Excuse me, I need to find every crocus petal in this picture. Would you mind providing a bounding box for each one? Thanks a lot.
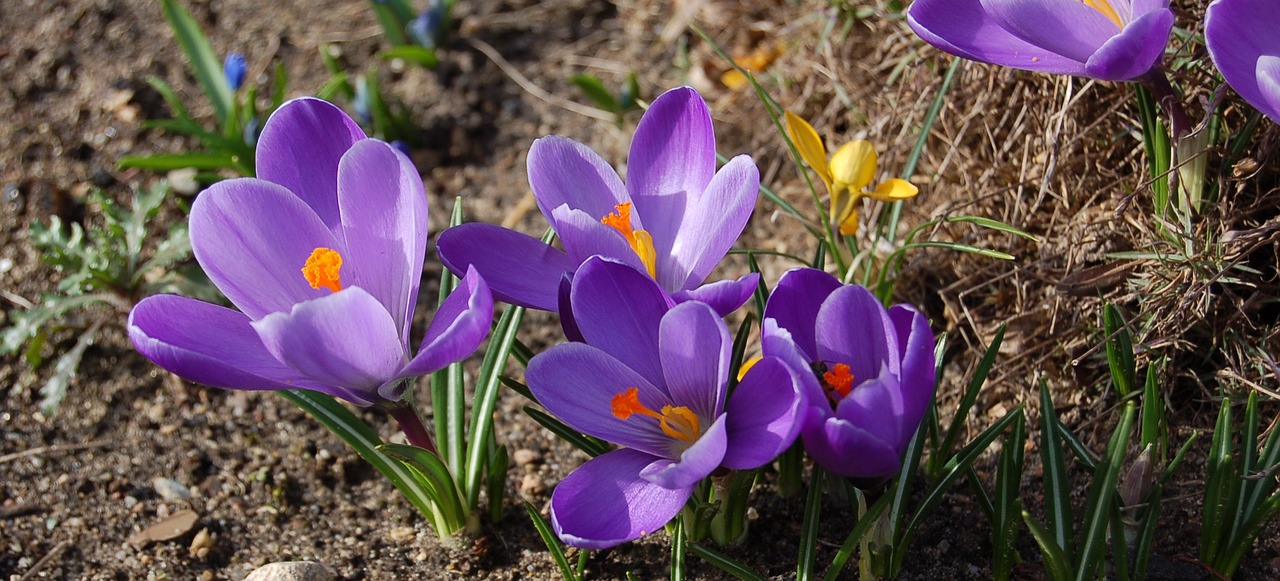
[803,415,903,480]
[784,111,832,189]
[1206,0,1280,121]
[627,87,716,204]
[252,287,405,396]
[889,305,937,443]
[662,154,759,290]
[764,268,842,360]
[658,301,730,420]
[907,0,1088,76]
[550,448,693,550]
[191,178,342,320]
[255,98,366,228]
[336,139,428,343]
[829,141,878,191]
[870,178,920,201]
[1083,8,1174,81]
[638,415,728,488]
[527,135,631,227]
[722,356,805,469]
[550,205,647,274]
[671,273,759,317]
[527,342,677,457]
[558,274,585,343]
[815,285,899,382]
[980,0,1122,63]
[127,295,373,403]
[834,372,907,450]
[569,257,672,388]
[394,266,493,386]
[436,223,578,311]
[761,319,829,423]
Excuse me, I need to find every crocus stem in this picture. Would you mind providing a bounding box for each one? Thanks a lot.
[1138,69,1190,139]
[387,402,439,456]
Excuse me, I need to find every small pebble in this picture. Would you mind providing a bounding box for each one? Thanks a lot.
[189,528,215,558]
[512,449,540,466]
[387,526,415,543]
[154,477,191,501]
[168,168,200,195]
[244,561,334,581]
[519,473,544,496]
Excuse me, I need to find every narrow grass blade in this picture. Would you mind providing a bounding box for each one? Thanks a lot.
[747,253,767,321]
[118,152,238,171]
[899,241,1015,261]
[1131,485,1162,580]
[797,466,825,581]
[382,45,438,68]
[380,442,466,528]
[1057,421,1100,471]
[965,464,995,522]
[1140,358,1166,459]
[1074,402,1136,581]
[487,439,508,523]
[1022,510,1073,581]
[1103,303,1135,397]
[824,491,891,581]
[524,406,608,457]
[691,544,764,581]
[993,410,1026,581]
[280,390,437,519]
[433,198,465,479]
[1108,500,1130,581]
[671,516,686,581]
[1199,399,1234,563]
[526,502,579,581]
[463,302,525,508]
[889,417,928,552]
[936,325,1005,469]
[366,0,411,45]
[160,0,233,126]
[1134,85,1171,216]
[1039,381,1073,556]
[1226,392,1260,550]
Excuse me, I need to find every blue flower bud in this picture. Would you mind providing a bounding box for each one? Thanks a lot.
[223,53,248,92]
[407,0,446,49]
[353,77,373,126]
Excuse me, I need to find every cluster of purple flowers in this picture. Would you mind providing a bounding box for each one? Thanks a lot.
[127,88,938,549]
[907,0,1280,123]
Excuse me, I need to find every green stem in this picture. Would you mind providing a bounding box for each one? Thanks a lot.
[1138,69,1189,139]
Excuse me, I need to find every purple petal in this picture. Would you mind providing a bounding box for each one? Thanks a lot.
[527,342,677,458]
[252,287,405,397]
[336,139,429,343]
[980,0,1123,64]
[436,223,577,311]
[663,155,759,290]
[550,448,693,549]
[1206,0,1280,122]
[658,301,730,420]
[1084,9,1174,81]
[569,257,671,388]
[394,266,493,387]
[128,295,375,405]
[764,268,842,361]
[191,178,342,320]
[558,274,585,342]
[907,0,1088,76]
[550,205,647,273]
[889,305,938,444]
[835,372,907,451]
[672,273,759,317]
[722,356,805,469]
[626,87,716,206]
[815,285,898,383]
[527,135,630,227]
[761,319,829,424]
[255,98,366,228]
[802,415,903,480]
[638,414,727,488]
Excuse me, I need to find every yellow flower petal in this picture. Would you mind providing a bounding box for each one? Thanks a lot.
[784,112,832,189]
[829,141,877,192]
[836,196,861,236]
[870,178,919,201]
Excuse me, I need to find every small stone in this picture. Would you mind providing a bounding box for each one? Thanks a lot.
[154,477,191,501]
[512,449,540,466]
[937,539,950,554]
[387,526,415,543]
[168,168,200,195]
[519,473,544,496]
[189,527,215,558]
[244,561,334,581]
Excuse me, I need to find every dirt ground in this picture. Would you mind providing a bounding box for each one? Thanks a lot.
[2,0,1279,579]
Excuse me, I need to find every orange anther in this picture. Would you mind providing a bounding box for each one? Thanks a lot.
[823,363,855,399]
[302,247,344,293]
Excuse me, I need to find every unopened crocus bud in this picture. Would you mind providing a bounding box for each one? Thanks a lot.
[223,53,247,92]
[407,0,444,50]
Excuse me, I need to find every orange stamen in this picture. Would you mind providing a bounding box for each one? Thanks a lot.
[823,363,855,399]
[610,387,702,443]
[302,247,344,293]
[601,203,658,278]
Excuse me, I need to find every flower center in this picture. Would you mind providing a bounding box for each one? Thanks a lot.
[1081,0,1123,29]
[601,202,658,279]
[815,362,855,405]
[610,387,702,443]
[302,247,344,293]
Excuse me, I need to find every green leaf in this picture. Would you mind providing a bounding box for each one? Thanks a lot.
[159,0,234,127]
[1200,398,1235,563]
[1022,510,1073,581]
[670,516,686,581]
[796,466,825,581]
[524,406,608,458]
[526,503,579,581]
[899,241,1016,261]
[570,74,620,112]
[367,0,411,45]
[1103,303,1135,397]
[1139,358,1166,458]
[1074,403,1136,581]
[464,302,526,509]
[690,544,764,581]
[382,45,438,68]
[379,442,466,530]
[825,491,891,581]
[993,410,1026,581]
[39,323,99,415]
[935,325,1005,471]
[118,152,239,171]
[1039,381,1074,557]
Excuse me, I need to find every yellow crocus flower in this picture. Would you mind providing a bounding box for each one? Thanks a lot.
[784,111,919,236]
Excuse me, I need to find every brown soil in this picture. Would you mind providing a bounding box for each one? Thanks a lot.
[3,0,1279,579]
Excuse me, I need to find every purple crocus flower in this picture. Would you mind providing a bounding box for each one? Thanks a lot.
[762,268,935,483]
[437,86,761,317]
[128,98,493,407]
[907,0,1175,82]
[1206,0,1280,122]
[526,257,805,549]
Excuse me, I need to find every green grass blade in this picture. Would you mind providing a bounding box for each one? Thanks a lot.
[1022,510,1073,581]
[159,0,233,127]
[1074,403,1136,581]
[690,544,765,581]
[1039,381,1074,557]
[1057,420,1100,471]
[487,439,508,523]
[1103,303,1135,397]
[671,516,686,581]
[899,241,1016,261]
[1108,500,1130,581]
[889,417,929,552]
[797,466,825,581]
[464,302,526,508]
[1131,485,1162,580]
[1140,358,1166,458]
[524,406,608,457]
[824,491,891,581]
[993,410,1027,581]
[380,442,465,526]
[937,324,1005,467]
[1227,392,1260,549]
[118,152,238,171]
[526,502,579,581]
[1199,398,1235,563]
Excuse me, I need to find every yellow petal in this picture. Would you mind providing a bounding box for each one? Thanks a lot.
[836,198,861,236]
[784,112,832,188]
[736,354,763,382]
[829,141,877,191]
[721,69,748,90]
[869,178,919,201]
[830,186,859,235]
